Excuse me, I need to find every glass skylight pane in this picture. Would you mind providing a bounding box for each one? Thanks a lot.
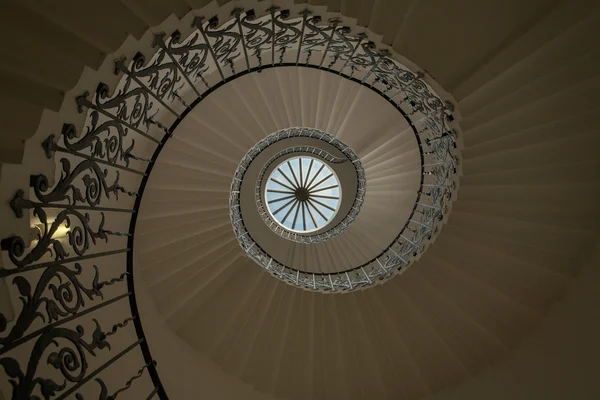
[265,156,341,233]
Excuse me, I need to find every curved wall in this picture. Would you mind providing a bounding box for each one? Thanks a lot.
[1,1,599,399]
[134,246,282,400]
[424,238,600,400]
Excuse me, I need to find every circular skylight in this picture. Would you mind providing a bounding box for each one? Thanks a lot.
[265,156,341,233]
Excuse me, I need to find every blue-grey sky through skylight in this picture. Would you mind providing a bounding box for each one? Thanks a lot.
[265,156,341,232]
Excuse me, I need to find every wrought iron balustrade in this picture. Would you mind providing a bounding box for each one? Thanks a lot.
[0,4,459,399]
[232,128,366,244]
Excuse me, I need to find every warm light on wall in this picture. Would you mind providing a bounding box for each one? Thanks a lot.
[34,222,70,239]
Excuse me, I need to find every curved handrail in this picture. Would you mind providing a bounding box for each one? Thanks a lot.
[232,128,366,244]
[0,5,459,399]
[255,142,355,241]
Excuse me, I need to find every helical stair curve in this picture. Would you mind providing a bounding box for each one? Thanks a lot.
[0,1,599,400]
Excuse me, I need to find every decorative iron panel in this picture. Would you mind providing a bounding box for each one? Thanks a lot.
[1,5,459,399]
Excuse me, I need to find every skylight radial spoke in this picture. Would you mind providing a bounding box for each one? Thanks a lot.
[267,189,295,194]
[267,194,296,204]
[305,164,325,189]
[292,201,301,230]
[271,178,296,192]
[306,202,318,227]
[309,184,339,193]
[309,197,337,212]
[287,161,302,188]
[277,167,298,189]
[311,194,340,200]
[308,173,334,192]
[302,202,307,231]
[307,198,328,220]
[281,200,298,224]
[306,159,314,188]
[299,158,304,187]
[273,198,297,215]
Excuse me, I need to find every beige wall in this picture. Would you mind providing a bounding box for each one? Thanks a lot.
[134,248,281,400]
[424,237,600,400]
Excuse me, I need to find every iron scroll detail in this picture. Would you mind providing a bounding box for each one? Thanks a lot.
[0,4,459,399]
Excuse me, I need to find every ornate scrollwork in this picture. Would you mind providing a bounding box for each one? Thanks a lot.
[0,264,127,349]
[79,360,155,400]
[241,10,273,61]
[31,157,136,207]
[0,7,459,400]
[161,29,211,88]
[343,40,378,73]
[271,8,302,62]
[1,207,108,271]
[301,15,332,63]
[324,25,356,69]
[0,318,131,399]
[77,81,153,133]
[204,16,242,67]
[370,57,418,95]
[42,117,135,167]
[57,117,135,167]
[117,51,183,104]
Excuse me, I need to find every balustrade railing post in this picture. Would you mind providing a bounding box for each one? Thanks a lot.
[319,18,341,67]
[339,32,367,74]
[76,91,161,144]
[153,32,202,98]
[296,9,310,65]
[233,8,251,71]
[194,16,226,82]
[268,6,278,66]
[114,56,181,118]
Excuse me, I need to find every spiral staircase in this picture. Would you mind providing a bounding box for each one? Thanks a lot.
[1,1,600,399]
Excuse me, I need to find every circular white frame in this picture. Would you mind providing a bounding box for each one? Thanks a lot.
[264,156,342,234]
